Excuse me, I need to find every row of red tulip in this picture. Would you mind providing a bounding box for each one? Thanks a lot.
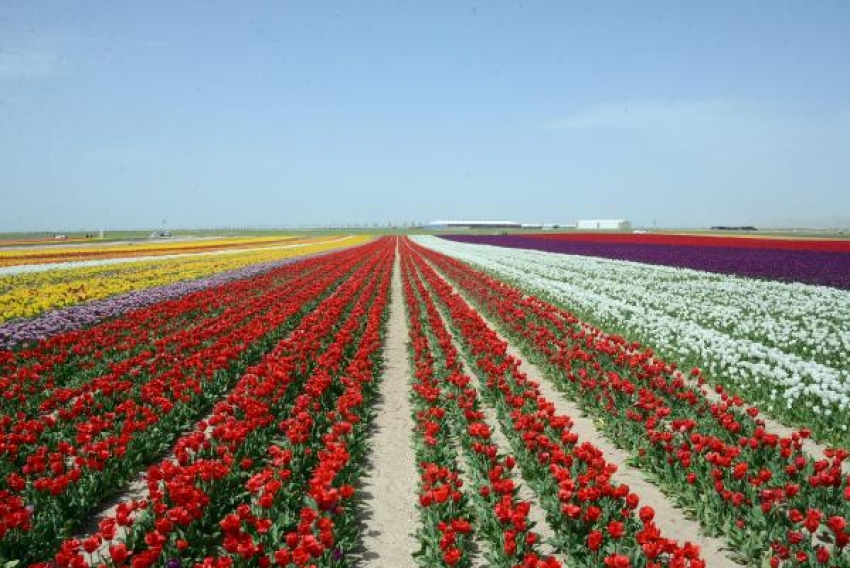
[410,239,850,567]
[45,237,393,568]
[400,249,561,568]
[0,255,329,419]
[0,253,333,445]
[404,238,707,568]
[2,264,318,469]
[4,240,387,565]
[0,252,331,449]
[402,249,477,568]
[199,241,392,568]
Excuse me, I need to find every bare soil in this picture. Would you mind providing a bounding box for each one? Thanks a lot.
[359,249,419,567]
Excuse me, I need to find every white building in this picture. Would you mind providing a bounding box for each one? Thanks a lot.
[576,219,631,230]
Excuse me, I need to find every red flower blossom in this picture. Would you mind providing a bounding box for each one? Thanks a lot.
[109,543,131,564]
[588,530,603,551]
[607,520,625,539]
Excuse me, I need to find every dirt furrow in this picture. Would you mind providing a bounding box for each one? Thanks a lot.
[359,248,419,568]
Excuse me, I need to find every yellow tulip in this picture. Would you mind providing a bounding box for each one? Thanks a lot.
[0,236,370,324]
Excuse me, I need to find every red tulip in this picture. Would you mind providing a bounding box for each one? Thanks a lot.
[588,530,603,551]
[607,520,625,539]
[604,554,631,568]
[109,543,131,563]
[443,546,462,566]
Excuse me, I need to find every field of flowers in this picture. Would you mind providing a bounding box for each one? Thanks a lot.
[422,236,850,447]
[0,233,846,567]
[0,236,305,268]
[443,233,850,289]
[409,236,849,567]
[0,236,365,332]
[1,237,393,566]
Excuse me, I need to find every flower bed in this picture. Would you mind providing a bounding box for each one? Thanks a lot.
[0,236,367,329]
[0,240,388,564]
[419,236,850,446]
[412,238,850,567]
[404,239,706,568]
[48,238,394,568]
[401,250,560,568]
[441,234,850,289]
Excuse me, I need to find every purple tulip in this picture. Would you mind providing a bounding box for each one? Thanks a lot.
[0,250,333,350]
[441,235,850,290]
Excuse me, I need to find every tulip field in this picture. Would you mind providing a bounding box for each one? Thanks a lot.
[0,233,847,568]
[442,233,850,289]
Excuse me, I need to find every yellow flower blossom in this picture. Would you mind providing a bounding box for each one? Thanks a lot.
[0,235,301,267]
[0,236,369,324]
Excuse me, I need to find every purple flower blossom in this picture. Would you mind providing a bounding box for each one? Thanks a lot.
[0,251,331,350]
[441,235,850,289]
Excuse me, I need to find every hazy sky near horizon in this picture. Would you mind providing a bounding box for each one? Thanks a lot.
[2,1,849,231]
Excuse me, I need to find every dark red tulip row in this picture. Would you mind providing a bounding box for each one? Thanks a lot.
[200,240,392,568]
[0,253,330,423]
[403,239,706,568]
[43,237,393,568]
[401,249,562,568]
[402,249,476,568]
[410,239,850,567]
[2,240,386,564]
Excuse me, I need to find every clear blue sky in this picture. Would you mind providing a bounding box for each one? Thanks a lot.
[2,1,849,230]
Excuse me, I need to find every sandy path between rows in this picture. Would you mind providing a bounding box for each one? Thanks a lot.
[431,263,743,568]
[359,247,419,568]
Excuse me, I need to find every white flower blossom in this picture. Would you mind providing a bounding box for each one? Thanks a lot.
[415,235,850,437]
